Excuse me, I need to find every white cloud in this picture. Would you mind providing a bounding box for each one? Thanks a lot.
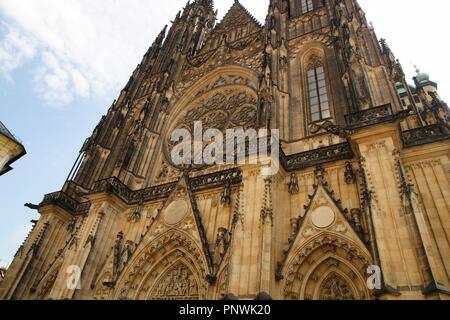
[0,0,188,106]
[33,51,74,105]
[0,0,448,106]
[71,69,90,98]
[0,0,268,106]
[0,22,36,81]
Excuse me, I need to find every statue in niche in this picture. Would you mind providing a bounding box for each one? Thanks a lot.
[279,54,288,71]
[350,208,363,236]
[122,240,135,266]
[288,174,300,195]
[66,217,77,233]
[214,227,229,266]
[158,162,169,179]
[111,232,124,283]
[221,182,232,206]
[129,111,145,142]
[288,217,299,244]
[257,87,271,127]
[129,207,142,222]
[315,165,326,185]
[344,161,356,185]
[106,232,135,287]
[349,47,371,109]
[160,97,170,113]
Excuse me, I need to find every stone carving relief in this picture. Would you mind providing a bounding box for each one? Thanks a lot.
[220,182,232,206]
[214,227,229,267]
[319,273,355,300]
[171,90,257,133]
[344,161,356,184]
[155,160,181,184]
[110,229,209,300]
[191,75,257,101]
[150,263,199,300]
[288,174,300,195]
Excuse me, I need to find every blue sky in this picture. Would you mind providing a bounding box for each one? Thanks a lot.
[0,0,449,267]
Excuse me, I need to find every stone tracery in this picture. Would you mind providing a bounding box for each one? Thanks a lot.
[166,72,259,164]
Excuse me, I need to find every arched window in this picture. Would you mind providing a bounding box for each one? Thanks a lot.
[307,55,330,122]
[301,0,314,14]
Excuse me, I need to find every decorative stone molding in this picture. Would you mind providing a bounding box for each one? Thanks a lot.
[282,142,353,172]
[89,168,243,206]
[345,104,398,129]
[40,192,79,214]
[402,123,450,148]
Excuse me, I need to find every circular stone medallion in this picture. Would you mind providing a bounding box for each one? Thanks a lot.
[311,206,336,229]
[163,200,188,226]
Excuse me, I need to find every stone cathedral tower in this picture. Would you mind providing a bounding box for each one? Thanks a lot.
[1,0,449,300]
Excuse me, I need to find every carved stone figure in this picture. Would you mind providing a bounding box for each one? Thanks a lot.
[221,182,232,206]
[350,208,363,236]
[288,217,299,244]
[112,232,124,281]
[158,164,169,178]
[150,264,199,300]
[214,227,229,266]
[66,218,77,233]
[288,174,300,195]
[344,161,356,184]
[319,274,355,300]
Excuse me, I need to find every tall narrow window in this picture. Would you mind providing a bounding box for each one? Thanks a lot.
[307,56,330,122]
[301,0,314,14]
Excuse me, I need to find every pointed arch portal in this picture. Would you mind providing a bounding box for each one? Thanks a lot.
[103,229,209,300]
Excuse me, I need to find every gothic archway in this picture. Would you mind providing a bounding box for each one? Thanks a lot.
[112,229,209,300]
[282,234,371,300]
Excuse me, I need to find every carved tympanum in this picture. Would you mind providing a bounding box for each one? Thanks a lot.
[150,263,199,300]
[319,273,355,300]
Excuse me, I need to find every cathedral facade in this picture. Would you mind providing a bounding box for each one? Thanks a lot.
[1,0,449,300]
